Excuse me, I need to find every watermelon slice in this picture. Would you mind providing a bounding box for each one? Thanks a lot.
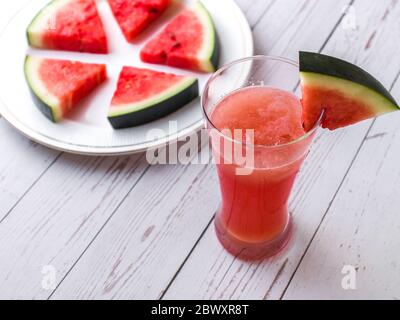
[27,0,108,54]
[108,67,198,129]
[108,0,172,42]
[300,51,399,131]
[140,1,219,73]
[24,56,107,122]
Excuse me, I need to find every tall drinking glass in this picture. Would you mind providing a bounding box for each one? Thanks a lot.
[202,56,321,260]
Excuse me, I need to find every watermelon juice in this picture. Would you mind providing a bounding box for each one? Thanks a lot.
[206,85,319,260]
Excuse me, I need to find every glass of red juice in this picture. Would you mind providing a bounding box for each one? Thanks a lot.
[202,56,322,260]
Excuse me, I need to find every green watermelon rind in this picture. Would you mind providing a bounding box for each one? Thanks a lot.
[108,77,199,129]
[193,1,220,73]
[27,0,71,49]
[24,56,62,122]
[299,51,399,114]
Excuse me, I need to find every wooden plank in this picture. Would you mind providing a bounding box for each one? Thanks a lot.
[252,0,349,56]
[51,148,220,299]
[51,0,352,299]
[282,76,400,300]
[234,0,254,14]
[163,0,400,300]
[0,120,59,221]
[236,0,276,29]
[0,153,148,299]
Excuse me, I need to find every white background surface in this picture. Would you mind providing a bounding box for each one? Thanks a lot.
[1,0,400,300]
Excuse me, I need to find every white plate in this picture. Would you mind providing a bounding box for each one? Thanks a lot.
[0,0,253,155]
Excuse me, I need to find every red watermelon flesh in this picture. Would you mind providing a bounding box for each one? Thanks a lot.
[40,60,107,114]
[25,56,107,121]
[140,2,219,72]
[301,86,376,131]
[111,67,186,106]
[27,0,108,54]
[108,0,172,42]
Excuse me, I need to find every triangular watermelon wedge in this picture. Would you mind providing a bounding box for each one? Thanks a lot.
[300,51,399,131]
[27,0,108,54]
[108,0,172,42]
[140,1,219,73]
[24,56,107,122]
[108,67,198,129]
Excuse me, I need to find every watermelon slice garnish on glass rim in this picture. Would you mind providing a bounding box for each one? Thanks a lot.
[108,0,172,42]
[140,1,219,73]
[108,67,199,129]
[27,0,108,54]
[299,51,399,131]
[24,56,107,122]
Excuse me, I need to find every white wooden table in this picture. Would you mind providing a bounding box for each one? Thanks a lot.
[1,0,400,300]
